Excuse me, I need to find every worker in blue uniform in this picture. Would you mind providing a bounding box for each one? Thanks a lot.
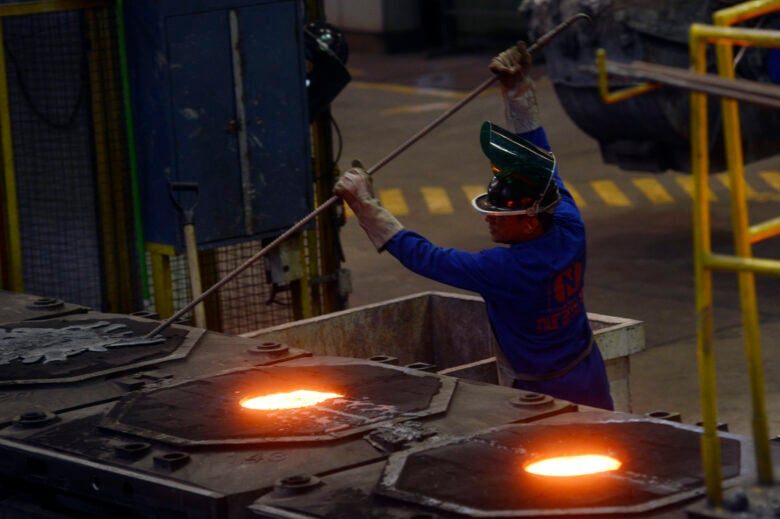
[334,42,613,410]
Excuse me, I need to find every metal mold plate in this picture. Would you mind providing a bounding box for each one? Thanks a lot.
[100,357,456,446]
[0,316,201,385]
[0,290,88,324]
[378,416,744,517]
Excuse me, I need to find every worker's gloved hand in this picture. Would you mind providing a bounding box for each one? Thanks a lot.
[489,41,541,134]
[334,166,404,251]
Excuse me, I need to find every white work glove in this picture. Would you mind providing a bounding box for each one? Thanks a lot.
[489,41,541,134]
[334,164,403,251]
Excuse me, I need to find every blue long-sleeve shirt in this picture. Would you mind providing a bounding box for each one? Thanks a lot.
[385,127,613,410]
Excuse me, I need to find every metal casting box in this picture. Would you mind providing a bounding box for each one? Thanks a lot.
[124,0,312,252]
[242,291,645,412]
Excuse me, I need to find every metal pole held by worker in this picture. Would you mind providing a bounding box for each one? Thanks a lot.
[144,12,591,339]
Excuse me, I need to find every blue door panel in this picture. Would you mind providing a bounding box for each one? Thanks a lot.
[167,11,245,244]
[239,2,312,234]
[125,0,311,252]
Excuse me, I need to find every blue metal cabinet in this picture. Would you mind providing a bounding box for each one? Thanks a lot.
[125,0,312,251]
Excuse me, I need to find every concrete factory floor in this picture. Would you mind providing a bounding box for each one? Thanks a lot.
[332,47,780,441]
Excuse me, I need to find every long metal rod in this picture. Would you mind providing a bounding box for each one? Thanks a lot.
[602,60,780,109]
[144,13,591,338]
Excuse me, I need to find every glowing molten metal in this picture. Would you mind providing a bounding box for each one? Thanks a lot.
[240,390,343,410]
[525,454,621,477]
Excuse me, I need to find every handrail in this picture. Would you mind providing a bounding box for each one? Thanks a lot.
[691,15,780,501]
[594,1,780,507]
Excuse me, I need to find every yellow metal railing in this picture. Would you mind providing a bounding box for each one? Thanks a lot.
[596,0,780,508]
[0,11,20,291]
[691,11,780,504]
[596,49,660,103]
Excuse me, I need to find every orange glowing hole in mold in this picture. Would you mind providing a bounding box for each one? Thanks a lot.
[524,454,622,477]
[240,390,344,410]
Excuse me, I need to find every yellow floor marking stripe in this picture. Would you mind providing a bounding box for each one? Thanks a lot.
[591,180,631,207]
[564,182,587,208]
[462,184,484,204]
[760,170,780,191]
[715,173,752,197]
[632,177,674,204]
[715,173,780,201]
[379,188,409,216]
[675,176,717,201]
[420,186,454,214]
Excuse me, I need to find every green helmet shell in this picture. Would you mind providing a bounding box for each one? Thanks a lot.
[472,121,560,216]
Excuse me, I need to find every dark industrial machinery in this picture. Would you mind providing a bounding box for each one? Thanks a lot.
[304,20,351,122]
[521,0,780,173]
[0,290,769,518]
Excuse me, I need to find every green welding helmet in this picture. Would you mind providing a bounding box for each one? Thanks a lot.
[472,121,561,216]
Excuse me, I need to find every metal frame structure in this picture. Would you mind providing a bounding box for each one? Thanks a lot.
[0,0,138,312]
[0,0,338,330]
[596,0,780,508]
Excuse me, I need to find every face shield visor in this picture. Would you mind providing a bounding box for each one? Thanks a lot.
[471,122,561,216]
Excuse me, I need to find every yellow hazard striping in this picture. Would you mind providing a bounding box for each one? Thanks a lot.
[715,173,759,199]
[462,184,484,204]
[675,175,717,202]
[591,180,631,207]
[564,182,587,208]
[420,187,454,214]
[760,170,780,191]
[341,172,778,220]
[378,188,410,216]
[718,171,780,201]
[632,177,674,204]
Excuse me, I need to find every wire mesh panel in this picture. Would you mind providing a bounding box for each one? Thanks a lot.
[202,239,297,335]
[145,237,299,336]
[1,3,138,311]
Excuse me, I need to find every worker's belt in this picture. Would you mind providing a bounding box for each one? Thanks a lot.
[512,334,595,383]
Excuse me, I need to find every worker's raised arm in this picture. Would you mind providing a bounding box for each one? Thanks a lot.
[490,41,540,135]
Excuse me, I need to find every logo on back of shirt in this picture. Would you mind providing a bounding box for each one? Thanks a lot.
[554,262,583,302]
[537,260,585,333]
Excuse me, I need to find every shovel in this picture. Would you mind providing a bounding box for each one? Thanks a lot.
[169,181,207,329]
